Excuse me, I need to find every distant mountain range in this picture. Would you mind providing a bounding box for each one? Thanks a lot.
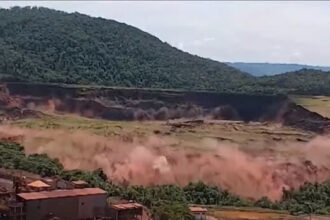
[226,62,330,76]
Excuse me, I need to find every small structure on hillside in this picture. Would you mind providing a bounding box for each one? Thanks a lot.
[42,177,74,190]
[72,180,88,189]
[109,202,143,220]
[27,180,50,192]
[16,188,107,220]
[42,178,56,189]
[189,206,207,220]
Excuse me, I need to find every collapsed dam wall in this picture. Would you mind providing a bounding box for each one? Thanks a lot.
[4,82,330,133]
[6,82,285,120]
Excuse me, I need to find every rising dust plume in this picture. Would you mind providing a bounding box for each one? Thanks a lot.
[0,125,329,200]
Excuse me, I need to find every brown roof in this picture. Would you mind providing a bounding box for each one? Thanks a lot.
[17,188,106,201]
[189,206,208,213]
[111,203,143,210]
[27,180,50,188]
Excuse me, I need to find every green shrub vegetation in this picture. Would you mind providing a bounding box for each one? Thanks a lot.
[1,141,330,218]
[0,141,63,176]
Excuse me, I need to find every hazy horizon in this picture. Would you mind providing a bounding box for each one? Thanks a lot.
[1,1,330,66]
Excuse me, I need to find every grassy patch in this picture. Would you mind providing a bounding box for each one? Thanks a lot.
[12,114,163,137]
[11,113,313,151]
[291,95,330,118]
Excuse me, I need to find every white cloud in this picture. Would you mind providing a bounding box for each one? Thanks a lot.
[0,1,329,66]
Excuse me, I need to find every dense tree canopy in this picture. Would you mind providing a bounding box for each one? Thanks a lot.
[0,6,251,92]
[233,69,330,95]
[1,7,328,95]
[258,69,330,95]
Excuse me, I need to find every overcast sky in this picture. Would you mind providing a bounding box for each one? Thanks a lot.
[1,1,330,66]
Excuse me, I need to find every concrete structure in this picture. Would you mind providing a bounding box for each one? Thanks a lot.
[17,188,107,220]
[189,206,207,220]
[109,202,143,220]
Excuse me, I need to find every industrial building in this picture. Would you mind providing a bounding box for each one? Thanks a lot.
[0,172,147,220]
[16,188,107,220]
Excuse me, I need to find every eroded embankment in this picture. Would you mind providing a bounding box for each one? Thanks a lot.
[4,82,330,133]
[0,125,329,200]
[6,82,283,121]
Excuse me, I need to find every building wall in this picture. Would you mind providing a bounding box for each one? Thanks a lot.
[78,194,107,219]
[25,197,78,220]
[25,194,107,220]
[193,213,206,220]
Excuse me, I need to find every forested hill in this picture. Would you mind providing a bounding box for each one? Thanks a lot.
[0,7,329,95]
[0,6,252,92]
[243,69,330,95]
[226,62,330,76]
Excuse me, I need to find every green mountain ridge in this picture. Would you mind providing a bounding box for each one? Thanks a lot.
[0,6,251,92]
[236,68,330,95]
[258,69,330,95]
[0,6,329,95]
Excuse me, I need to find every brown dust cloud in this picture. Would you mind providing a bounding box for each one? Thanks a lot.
[0,125,329,200]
